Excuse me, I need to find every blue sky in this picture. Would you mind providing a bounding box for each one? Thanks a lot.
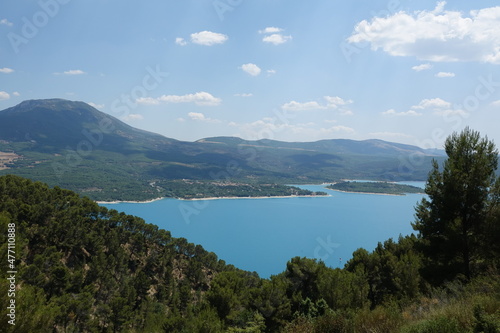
[1,0,500,148]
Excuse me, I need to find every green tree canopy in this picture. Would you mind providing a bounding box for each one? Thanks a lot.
[413,127,500,283]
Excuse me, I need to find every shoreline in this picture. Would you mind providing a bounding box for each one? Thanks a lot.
[98,194,330,204]
[96,197,166,204]
[327,189,405,196]
[178,194,330,201]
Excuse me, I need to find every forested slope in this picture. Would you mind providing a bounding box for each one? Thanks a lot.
[1,130,499,333]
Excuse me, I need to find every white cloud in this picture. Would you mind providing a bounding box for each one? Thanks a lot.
[240,63,261,76]
[12,92,20,97]
[123,114,144,121]
[259,27,283,34]
[330,125,355,134]
[263,34,292,45]
[137,92,221,106]
[234,93,253,97]
[177,118,186,122]
[324,96,353,108]
[0,91,10,100]
[175,37,187,46]
[412,98,452,110]
[0,19,13,27]
[382,109,422,116]
[190,31,228,46]
[88,102,104,109]
[433,109,468,117]
[54,69,86,75]
[282,96,354,112]
[0,67,14,74]
[188,112,221,123]
[348,3,500,64]
[267,69,277,76]
[135,97,160,105]
[490,100,500,107]
[282,101,326,111]
[435,71,456,78]
[412,63,432,71]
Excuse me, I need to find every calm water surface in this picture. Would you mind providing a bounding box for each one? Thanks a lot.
[101,183,426,278]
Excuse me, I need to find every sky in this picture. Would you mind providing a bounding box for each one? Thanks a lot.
[1,0,500,148]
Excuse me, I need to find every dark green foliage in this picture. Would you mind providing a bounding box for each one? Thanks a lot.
[413,127,500,283]
[346,236,423,307]
[328,181,425,195]
[2,129,500,332]
[401,317,462,333]
[0,174,230,332]
[474,305,500,333]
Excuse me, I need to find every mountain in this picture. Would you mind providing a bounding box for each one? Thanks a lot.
[0,98,176,151]
[0,99,443,200]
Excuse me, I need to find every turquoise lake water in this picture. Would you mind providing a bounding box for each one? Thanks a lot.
[101,182,426,278]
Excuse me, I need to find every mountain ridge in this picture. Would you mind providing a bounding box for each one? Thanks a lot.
[0,99,443,200]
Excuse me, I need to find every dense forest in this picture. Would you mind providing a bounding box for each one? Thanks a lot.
[327,181,425,195]
[1,128,500,332]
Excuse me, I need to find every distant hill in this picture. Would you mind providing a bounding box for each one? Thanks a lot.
[0,99,443,200]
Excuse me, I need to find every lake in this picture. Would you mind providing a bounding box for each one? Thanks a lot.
[101,182,426,278]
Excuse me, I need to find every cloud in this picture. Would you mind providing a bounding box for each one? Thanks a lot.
[175,37,187,46]
[412,63,432,71]
[433,109,468,117]
[282,96,354,112]
[348,3,500,64]
[234,93,253,97]
[0,19,13,27]
[188,112,221,123]
[259,27,283,34]
[267,69,277,76]
[12,92,20,97]
[382,109,423,116]
[490,100,500,107]
[412,98,452,109]
[404,97,468,117]
[262,34,292,45]
[137,91,222,106]
[190,31,228,46]
[330,125,355,134]
[122,114,144,121]
[259,26,292,45]
[0,91,10,100]
[0,67,14,74]
[324,96,353,108]
[88,102,104,109]
[282,101,326,111]
[235,117,355,141]
[54,69,86,75]
[435,71,456,78]
[240,63,261,76]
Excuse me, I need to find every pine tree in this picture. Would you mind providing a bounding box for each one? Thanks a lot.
[413,128,500,283]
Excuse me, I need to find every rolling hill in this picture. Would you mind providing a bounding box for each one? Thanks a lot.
[0,99,443,201]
